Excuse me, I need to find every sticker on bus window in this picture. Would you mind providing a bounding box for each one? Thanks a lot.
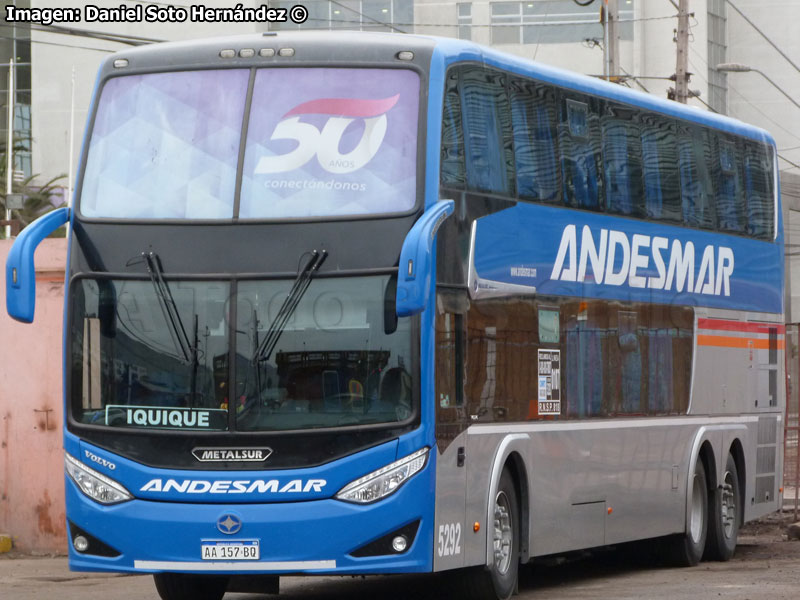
[240,68,420,219]
[538,309,560,344]
[537,350,561,416]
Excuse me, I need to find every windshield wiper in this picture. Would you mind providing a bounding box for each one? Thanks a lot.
[142,252,200,401]
[254,249,328,365]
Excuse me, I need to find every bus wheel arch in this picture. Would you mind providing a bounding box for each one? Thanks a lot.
[503,451,530,562]
[483,435,529,566]
[697,440,717,491]
[667,439,715,566]
[469,434,529,599]
[728,438,746,528]
[706,439,745,561]
[462,453,525,600]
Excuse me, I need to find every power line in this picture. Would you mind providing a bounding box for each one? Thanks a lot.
[0,31,115,54]
[30,23,163,46]
[780,156,800,171]
[0,22,159,50]
[726,0,800,77]
[689,48,800,146]
[298,14,679,29]
[687,51,800,173]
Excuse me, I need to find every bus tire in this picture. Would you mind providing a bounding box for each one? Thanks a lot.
[153,573,229,600]
[665,459,708,567]
[705,453,740,561]
[460,469,520,600]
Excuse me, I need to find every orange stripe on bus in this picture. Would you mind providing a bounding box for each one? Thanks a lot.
[697,335,785,350]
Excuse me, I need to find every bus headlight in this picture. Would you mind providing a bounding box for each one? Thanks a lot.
[65,453,132,505]
[336,448,428,504]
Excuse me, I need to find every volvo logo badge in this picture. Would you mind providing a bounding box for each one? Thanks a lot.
[217,514,242,535]
[192,447,273,462]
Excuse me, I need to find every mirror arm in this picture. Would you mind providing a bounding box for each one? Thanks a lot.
[6,207,71,323]
[396,200,454,317]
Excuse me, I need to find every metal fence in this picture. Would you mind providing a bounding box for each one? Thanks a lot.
[785,325,799,520]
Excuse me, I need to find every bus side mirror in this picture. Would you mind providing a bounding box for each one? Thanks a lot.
[396,200,454,317]
[6,207,70,323]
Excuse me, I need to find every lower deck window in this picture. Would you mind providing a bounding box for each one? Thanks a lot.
[436,293,693,423]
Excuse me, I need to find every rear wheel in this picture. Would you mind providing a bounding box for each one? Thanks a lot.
[153,573,229,600]
[665,459,708,567]
[458,469,520,600]
[705,453,741,561]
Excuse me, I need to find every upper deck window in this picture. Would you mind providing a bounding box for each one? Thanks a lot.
[79,67,420,221]
[240,68,420,219]
[440,63,776,241]
[80,69,249,219]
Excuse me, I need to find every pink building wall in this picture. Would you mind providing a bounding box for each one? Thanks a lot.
[0,238,68,553]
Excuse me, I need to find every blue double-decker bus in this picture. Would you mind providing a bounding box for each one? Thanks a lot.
[6,32,782,600]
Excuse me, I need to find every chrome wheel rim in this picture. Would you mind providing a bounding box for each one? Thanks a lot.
[493,490,513,574]
[690,471,704,543]
[721,471,736,538]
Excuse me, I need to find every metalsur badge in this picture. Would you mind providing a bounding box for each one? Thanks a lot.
[192,447,273,462]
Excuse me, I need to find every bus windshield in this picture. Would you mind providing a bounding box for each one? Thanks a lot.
[70,275,415,432]
[79,67,420,220]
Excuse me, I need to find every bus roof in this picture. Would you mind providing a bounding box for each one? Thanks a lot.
[104,31,774,147]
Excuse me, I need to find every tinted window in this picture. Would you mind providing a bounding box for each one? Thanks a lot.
[460,68,515,195]
[743,141,774,239]
[438,64,776,243]
[558,93,603,209]
[509,78,560,203]
[447,294,693,422]
[235,276,415,431]
[441,69,467,188]
[713,136,744,233]
[71,279,232,431]
[677,124,716,230]
[601,102,644,216]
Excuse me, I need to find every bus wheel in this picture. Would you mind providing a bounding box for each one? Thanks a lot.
[153,573,229,600]
[460,469,519,600]
[666,459,708,567]
[705,454,740,561]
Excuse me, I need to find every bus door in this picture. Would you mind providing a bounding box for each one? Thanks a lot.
[433,289,469,570]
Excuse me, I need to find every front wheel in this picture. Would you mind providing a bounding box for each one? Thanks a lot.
[665,458,708,567]
[153,573,229,600]
[457,469,520,600]
[705,453,741,561]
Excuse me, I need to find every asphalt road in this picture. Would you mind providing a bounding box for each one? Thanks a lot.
[2,513,798,600]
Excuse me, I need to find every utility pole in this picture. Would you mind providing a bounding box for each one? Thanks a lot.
[607,0,620,81]
[602,0,620,82]
[673,0,690,103]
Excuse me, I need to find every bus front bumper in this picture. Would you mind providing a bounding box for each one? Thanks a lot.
[64,466,434,575]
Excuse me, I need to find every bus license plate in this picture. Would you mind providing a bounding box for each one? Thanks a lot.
[201,540,260,560]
